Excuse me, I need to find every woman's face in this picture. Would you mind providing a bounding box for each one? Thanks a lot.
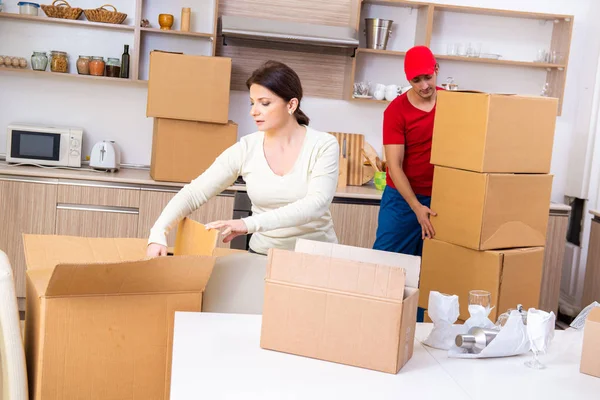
[249,84,294,131]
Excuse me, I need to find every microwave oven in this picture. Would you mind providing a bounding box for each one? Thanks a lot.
[6,123,83,167]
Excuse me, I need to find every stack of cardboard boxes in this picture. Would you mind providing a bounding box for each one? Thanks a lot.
[146,51,238,183]
[419,91,559,322]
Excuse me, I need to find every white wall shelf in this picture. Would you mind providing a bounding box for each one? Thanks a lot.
[0,12,136,31]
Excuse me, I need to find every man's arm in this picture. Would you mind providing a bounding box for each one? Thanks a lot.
[385,144,436,239]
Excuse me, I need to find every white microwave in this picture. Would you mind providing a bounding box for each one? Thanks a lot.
[6,123,83,167]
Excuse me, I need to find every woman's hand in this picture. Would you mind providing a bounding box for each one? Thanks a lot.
[413,204,437,240]
[205,219,249,243]
[147,243,168,257]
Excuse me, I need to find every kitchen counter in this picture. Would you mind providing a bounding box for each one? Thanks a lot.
[0,162,574,207]
[590,209,600,219]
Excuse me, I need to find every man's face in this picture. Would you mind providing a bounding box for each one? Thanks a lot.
[409,68,438,99]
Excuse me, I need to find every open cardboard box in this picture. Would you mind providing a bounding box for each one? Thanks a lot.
[23,218,223,400]
[260,239,421,374]
[581,307,600,378]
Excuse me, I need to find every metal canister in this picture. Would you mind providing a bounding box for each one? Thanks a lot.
[364,18,393,50]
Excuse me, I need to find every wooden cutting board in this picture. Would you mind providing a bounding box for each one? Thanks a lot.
[329,132,364,186]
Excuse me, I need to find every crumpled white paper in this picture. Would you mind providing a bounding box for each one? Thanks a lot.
[449,310,531,359]
[570,301,600,330]
[527,308,556,354]
[423,291,465,350]
[464,304,497,330]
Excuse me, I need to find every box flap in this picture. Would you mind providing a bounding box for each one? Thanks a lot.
[587,307,600,323]
[174,217,218,256]
[44,255,215,297]
[267,248,405,301]
[23,234,147,271]
[295,239,420,288]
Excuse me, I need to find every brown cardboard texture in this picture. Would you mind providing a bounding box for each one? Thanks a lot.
[431,166,553,250]
[431,91,558,173]
[147,51,232,123]
[24,218,218,400]
[260,245,420,374]
[419,239,544,321]
[151,118,238,183]
[580,307,600,378]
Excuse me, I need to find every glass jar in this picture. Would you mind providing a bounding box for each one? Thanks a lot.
[76,56,91,75]
[89,56,105,76]
[50,51,68,73]
[105,57,121,78]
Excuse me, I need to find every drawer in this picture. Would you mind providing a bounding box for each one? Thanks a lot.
[58,180,140,208]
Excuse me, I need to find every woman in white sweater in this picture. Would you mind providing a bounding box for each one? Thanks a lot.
[146,61,340,256]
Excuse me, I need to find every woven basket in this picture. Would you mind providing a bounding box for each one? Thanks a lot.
[84,4,127,24]
[41,0,83,20]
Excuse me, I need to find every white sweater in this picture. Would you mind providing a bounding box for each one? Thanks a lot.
[148,126,340,254]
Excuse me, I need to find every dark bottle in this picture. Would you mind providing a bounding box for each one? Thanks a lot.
[120,44,130,79]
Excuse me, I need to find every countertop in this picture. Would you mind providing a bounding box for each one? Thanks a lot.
[0,162,574,208]
[590,210,600,219]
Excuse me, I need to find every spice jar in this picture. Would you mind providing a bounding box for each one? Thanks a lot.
[105,57,121,78]
[31,52,48,71]
[50,51,68,73]
[76,55,91,75]
[89,56,105,76]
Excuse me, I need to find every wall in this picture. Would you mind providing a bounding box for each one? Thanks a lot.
[1,0,599,204]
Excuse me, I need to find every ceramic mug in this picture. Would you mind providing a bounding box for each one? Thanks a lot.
[373,90,385,100]
[385,84,400,101]
[374,83,386,93]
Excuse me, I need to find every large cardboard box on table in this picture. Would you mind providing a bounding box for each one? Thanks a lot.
[151,118,238,183]
[24,218,218,400]
[431,91,558,173]
[419,239,544,321]
[580,307,600,378]
[147,51,232,124]
[431,166,553,251]
[260,239,421,374]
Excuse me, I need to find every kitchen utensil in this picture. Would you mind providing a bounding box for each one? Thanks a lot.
[364,18,393,50]
[338,138,348,188]
[455,327,499,354]
[18,2,40,15]
[329,132,364,186]
[90,140,120,171]
[159,13,174,30]
[362,149,380,174]
[41,0,83,20]
[84,4,127,25]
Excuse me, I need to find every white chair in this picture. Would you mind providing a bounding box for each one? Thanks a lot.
[0,250,28,400]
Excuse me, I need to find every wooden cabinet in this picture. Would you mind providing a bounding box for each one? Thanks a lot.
[582,216,600,308]
[55,183,141,238]
[330,200,379,249]
[539,211,570,313]
[137,188,235,248]
[0,176,57,299]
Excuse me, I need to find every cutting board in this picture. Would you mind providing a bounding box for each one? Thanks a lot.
[329,132,364,186]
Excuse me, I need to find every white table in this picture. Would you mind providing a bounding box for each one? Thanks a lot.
[170,313,468,400]
[170,313,600,400]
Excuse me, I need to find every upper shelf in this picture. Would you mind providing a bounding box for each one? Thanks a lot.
[0,66,147,85]
[139,27,213,39]
[0,12,135,31]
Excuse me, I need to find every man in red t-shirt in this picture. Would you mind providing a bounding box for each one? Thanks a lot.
[373,46,440,257]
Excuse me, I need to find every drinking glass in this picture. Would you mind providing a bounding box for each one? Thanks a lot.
[469,290,491,311]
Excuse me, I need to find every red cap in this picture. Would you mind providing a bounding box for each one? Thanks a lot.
[404,46,437,81]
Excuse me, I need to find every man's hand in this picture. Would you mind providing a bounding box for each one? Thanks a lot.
[205,219,249,243]
[413,204,437,240]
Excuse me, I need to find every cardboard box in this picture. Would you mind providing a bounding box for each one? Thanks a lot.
[431,91,558,173]
[147,51,232,124]
[151,118,238,183]
[260,239,420,374]
[419,239,544,321]
[431,166,553,250]
[580,307,600,378]
[24,218,218,400]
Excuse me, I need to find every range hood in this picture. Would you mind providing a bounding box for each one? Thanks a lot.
[220,15,359,49]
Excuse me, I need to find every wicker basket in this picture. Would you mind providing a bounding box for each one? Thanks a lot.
[84,4,127,24]
[41,0,83,20]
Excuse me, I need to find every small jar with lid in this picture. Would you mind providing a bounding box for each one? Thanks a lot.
[50,51,68,73]
[105,57,121,78]
[89,56,105,76]
[76,56,91,75]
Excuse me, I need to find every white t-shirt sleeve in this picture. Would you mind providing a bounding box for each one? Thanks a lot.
[147,141,244,246]
[242,135,339,233]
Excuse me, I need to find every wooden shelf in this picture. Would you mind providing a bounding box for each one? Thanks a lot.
[432,4,573,20]
[350,97,390,105]
[357,48,406,57]
[139,27,213,39]
[362,0,429,8]
[0,66,147,85]
[434,54,566,69]
[0,12,135,31]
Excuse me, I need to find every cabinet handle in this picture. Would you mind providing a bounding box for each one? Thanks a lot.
[57,203,139,215]
[58,179,140,191]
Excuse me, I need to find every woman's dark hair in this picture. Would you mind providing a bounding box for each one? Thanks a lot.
[246,60,310,126]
